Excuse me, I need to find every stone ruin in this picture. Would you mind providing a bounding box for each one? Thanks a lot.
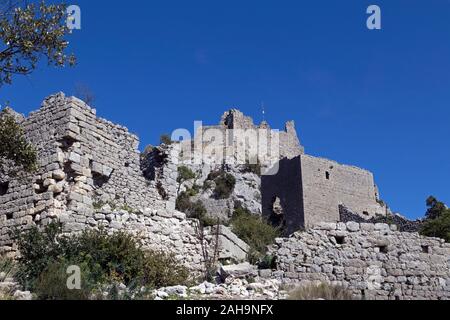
[0,93,246,270]
[0,93,449,300]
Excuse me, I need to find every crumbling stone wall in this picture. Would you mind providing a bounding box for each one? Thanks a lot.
[192,109,304,167]
[0,93,251,271]
[269,222,450,300]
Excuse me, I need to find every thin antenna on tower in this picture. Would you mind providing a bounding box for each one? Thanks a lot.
[261,101,266,122]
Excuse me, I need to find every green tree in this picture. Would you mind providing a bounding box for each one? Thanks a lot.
[0,1,75,174]
[0,109,37,175]
[425,196,447,220]
[0,0,75,86]
[420,196,450,242]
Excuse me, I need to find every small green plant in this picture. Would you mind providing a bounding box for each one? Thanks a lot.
[33,260,94,300]
[240,161,262,176]
[0,256,15,282]
[0,110,38,176]
[13,222,190,297]
[230,203,280,264]
[160,134,173,146]
[420,196,450,242]
[177,166,196,184]
[176,192,216,227]
[120,204,136,214]
[205,170,236,200]
[288,283,356,300]
[258,255,277,270]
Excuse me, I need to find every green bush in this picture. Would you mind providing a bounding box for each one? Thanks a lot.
[206,170,236,199]
[288,283,356,300]
[34,260,94,300]
[177,166,196,184]
[240,162,261,176]
[420,196,450,242]
[230,204,280,264]
[176,192,216,227]
[421,213,450,242]
[14,222,190,297]
[160,134,173,145]
[0,110,38,175]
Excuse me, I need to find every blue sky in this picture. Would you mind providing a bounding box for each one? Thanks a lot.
[1,0,449,219]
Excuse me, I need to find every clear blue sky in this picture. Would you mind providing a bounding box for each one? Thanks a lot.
[1,0,449,219]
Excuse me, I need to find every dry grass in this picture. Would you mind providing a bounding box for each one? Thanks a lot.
[0,256,17,300]
[288,283,356,301]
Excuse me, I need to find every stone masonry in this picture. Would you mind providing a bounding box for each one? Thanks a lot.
[0,93,248,271]
[269,222,450,300]
[262,155,386,234]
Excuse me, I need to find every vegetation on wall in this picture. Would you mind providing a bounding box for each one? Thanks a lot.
[0,1,76,87]
[159,134,172,146]
[420,196,450,242]
[0,110,37,176]
[230,203,280,264]
[176,191,216,227]
[13,222,189,299]
[205,169,236,200]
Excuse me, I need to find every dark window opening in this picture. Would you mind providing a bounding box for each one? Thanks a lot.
[0,181,9,196]
[63,162,77,183]
[326,172,330,180]
[92,172,111,188]
[421,245,430,254]
[6,212,13,220]
[334,236,346,245]
[58,136,78,152]
[378,245,389,254]
[269,196,285,230]
[34,180,47,195]
[363,211,369,216]
[125,162,130,168]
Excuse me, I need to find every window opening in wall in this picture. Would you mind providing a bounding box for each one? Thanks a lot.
[334,236,346,245]
[326,171,330,180]
[378,245,389,254]
[6,212,13,220]
[269,196,286,231]
[0,181,9,196]
[421,245,430,254]
[363,211,369,216]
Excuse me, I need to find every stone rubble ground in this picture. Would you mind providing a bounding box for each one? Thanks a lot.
[153,277,287,301]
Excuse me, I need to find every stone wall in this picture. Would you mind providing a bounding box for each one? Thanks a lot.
[269,222,450,300]
[0,93,164,252]
[0,93,254,272]
[300,155,386,228]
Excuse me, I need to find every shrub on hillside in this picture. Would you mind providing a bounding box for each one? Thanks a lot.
[205,169,236,199]
[230,204,280,264]
[176,192,216,226]
[288,283,356,300]
[420,196,450,242]
[0,110,38,175]
[14,222,189,297]
[177,166,196,184]
[160,134,173,146]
